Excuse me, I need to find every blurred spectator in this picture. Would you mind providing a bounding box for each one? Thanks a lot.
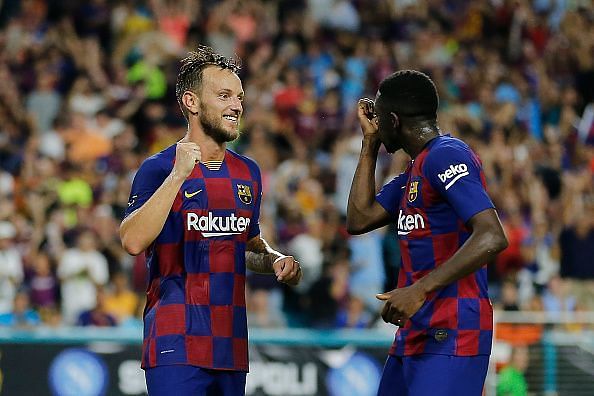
[77,288,117,327]
[38,117,67,161]
[332,134,363,216]
[497,279,520,312]
[348,230,385,312]
[151,0,196,50]
[246,286,285,329]
[335,295,373,329]
[0,290,41,328]
[519,216,559,302]
[0,222,23,314]
[103,271,139,324]
[496,346,529,396]
[25,72,62,133]
[127,56,167,100]
[67,76,106,117]
[541,275,577,321]
[287,214,324,293]
[324,0,360,32]
[560,201,594,309]
[120,296,145,329]
[60,112,112,165]
[27,252,59,309]
[0,0,591,331]
[56,163,94,227]
[495,281,544,347]
[0,170,14,196]
[495,206,529,280]
[560,204,594,280]
[58,230,109,324]
[307,258,349,328]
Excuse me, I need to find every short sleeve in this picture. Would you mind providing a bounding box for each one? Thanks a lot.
[247,164,262,239]
[375,173,408,217]
[423,142,494,223]
[124,157,169,218]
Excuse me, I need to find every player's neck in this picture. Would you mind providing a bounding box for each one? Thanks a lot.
[403,124,441,159]
[184,129,227,162]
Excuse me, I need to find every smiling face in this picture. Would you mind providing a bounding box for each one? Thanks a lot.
[196,66,244,144]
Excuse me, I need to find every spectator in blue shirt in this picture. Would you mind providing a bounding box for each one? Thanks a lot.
[0,290,41,328]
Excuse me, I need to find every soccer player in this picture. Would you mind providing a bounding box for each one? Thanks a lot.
[347,70,508,395]
[120,45,302,396]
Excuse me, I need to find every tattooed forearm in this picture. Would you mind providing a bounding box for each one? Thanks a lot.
[245,236,283,274]
[245,251,275,274]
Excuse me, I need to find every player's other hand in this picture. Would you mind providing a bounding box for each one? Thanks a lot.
[375,283,427,327]
[174,135,201,178]
[273,256,302,286]
[357,98,379,137]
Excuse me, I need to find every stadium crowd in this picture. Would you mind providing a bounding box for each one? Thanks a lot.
[0,0,593,338]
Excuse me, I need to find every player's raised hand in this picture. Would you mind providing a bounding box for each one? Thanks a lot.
[174,135,201,178]
[272,256,302,286]
[375,283,427,327]
[357,98,379,137]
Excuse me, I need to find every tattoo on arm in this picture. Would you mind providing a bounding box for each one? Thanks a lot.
[245,236,283,274]
[245,251,275,274]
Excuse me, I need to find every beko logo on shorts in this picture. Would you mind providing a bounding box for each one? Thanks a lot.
[397,209,425,236]
[438,163,469,190]
[187,212,250,237]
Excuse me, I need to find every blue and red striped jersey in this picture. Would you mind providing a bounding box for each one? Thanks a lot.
[376,134,494,357]
[125,144,262,372]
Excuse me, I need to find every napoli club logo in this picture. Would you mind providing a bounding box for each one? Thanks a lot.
[237,184,252,205]
[408,181,419,203]
[48,348,108,396]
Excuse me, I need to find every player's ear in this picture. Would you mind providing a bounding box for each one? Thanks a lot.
[182,90,200,116]
[390,112,399,129]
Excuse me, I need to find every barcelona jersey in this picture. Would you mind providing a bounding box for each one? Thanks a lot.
[376,134,494,356]
[125,145,262,372]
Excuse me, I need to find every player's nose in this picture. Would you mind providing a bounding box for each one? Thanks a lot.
[230,97,243,113]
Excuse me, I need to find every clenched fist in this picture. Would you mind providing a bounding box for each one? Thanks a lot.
[358,98,379,137]
[174,135,201,178]
[273,256,302,286]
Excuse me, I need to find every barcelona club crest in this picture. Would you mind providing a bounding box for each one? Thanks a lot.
[408,181,419,203]
[237,184,252,205]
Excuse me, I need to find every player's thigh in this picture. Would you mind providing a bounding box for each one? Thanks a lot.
[145,365,213,395]
[208,369,247,396]
[404,354,489,396]
[377,355,408,396]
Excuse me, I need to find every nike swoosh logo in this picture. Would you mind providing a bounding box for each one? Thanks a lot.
[184,189,202,198]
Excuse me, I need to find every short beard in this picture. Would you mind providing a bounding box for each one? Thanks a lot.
[199,102,239,144]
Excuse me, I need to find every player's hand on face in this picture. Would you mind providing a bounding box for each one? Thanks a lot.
[174,135,201,178]
[272,256,302,286]
[375,283,427,327]
[357,98,379,137]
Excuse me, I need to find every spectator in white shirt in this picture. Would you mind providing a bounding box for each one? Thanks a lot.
[58,229,109,325]
[0,222,23,314]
